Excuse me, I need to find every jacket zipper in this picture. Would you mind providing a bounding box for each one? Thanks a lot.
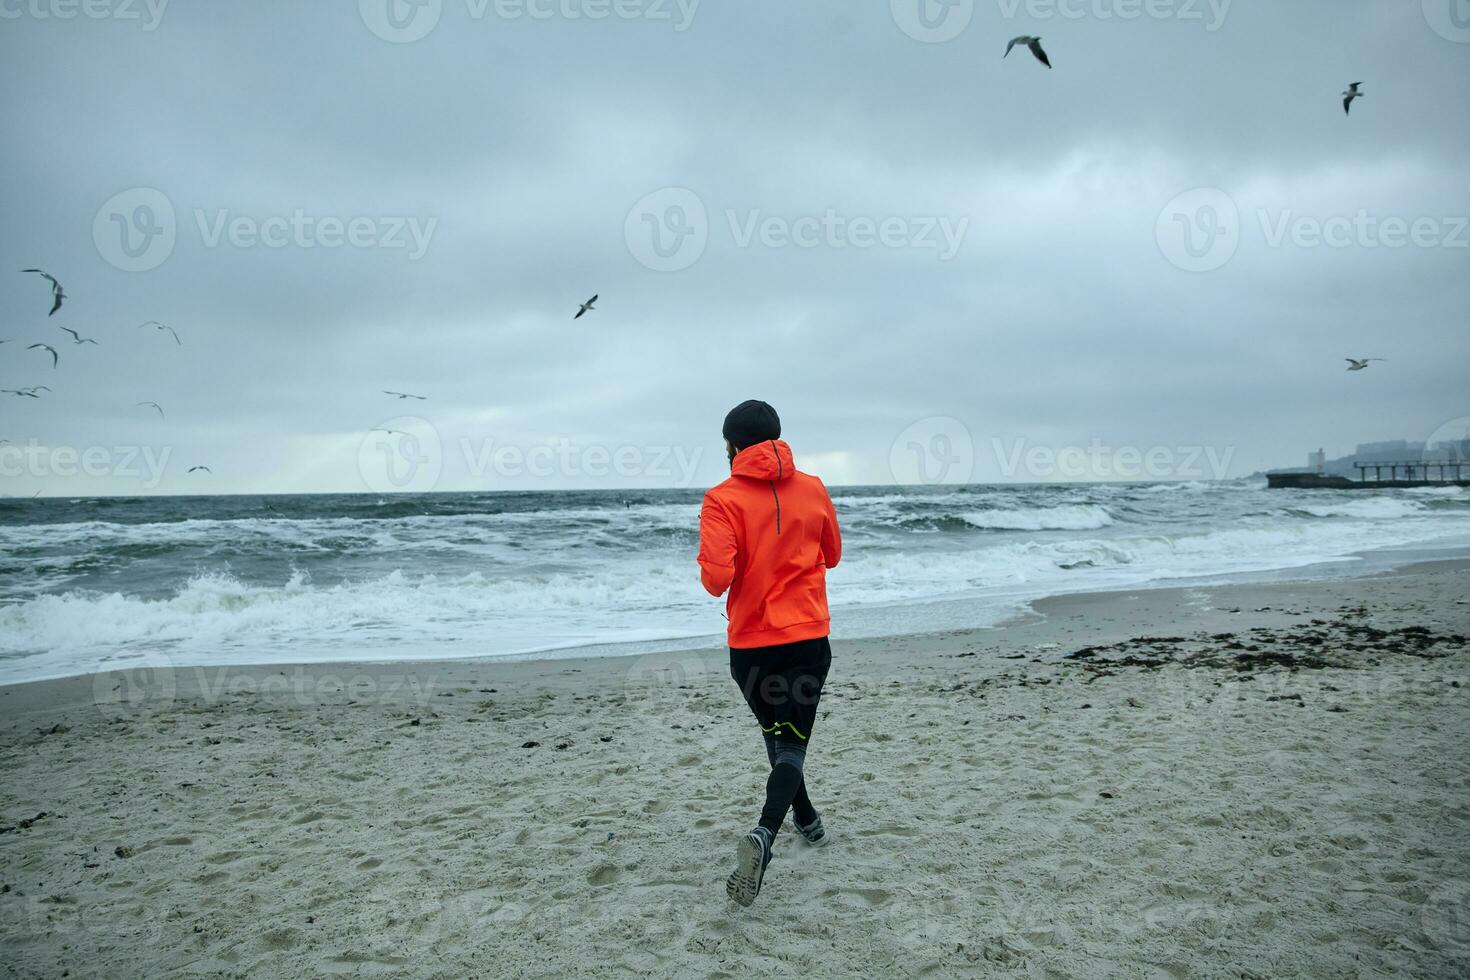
[768,439,782,535]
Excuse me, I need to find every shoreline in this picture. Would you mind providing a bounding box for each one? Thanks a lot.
[3,544,1467,696]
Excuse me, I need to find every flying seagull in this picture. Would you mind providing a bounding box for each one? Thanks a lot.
[22,269,65,316]
[1345,358,1383,371]
[1342,82,1363,116]
[2,388,44,398]
[28,343,58,368]
[137,321,181,345]
[383,390,426,400]
[58,326,99,346]
[136,401,165,419]
[372,427,407,436]
[187,465,211,474]
[1004,36,1051,68]
[574,294,598,319]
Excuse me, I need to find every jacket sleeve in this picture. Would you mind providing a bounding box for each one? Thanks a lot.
[820,482,842,569]
[698,494,737,596]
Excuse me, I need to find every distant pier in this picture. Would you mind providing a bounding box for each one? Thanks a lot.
[1267,459,1469,489]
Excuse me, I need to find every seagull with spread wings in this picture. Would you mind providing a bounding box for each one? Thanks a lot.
[383,390,426,400]
[1342,82,1364,116]
[137,321,181,345]
[187,465,212,474]
[574,294,598,319]
[1345,358,1384,372]
[22,269,66,316]
[1005,36,1051,68]
[58,327,99,346]
[28,343,58,368]
[136,401,166,419]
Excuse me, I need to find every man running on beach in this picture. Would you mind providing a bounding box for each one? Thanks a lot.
[697,399,842,906]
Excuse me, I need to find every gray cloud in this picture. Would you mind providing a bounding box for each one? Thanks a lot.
[1,0,1466,494]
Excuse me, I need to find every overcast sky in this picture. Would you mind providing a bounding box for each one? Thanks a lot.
[1,0,1467,495]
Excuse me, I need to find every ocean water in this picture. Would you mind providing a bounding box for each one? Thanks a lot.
[1,481,1468,684]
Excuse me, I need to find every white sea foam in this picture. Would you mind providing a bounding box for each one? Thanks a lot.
[960,505,1115,531]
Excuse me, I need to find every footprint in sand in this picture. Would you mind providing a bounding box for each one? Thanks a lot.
[587,864,621,886]
[856,824,919,839]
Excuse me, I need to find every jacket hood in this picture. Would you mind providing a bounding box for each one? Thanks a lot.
[731,439,795,482]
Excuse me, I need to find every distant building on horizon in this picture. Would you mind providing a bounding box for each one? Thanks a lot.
[1355,439,1425,459]
[1267,435,1466,478]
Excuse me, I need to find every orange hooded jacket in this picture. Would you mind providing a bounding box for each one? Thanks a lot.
[697,439,841,649]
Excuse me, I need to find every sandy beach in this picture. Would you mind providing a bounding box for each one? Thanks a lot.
[2,561,1468,979]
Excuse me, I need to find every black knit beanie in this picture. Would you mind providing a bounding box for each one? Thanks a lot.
[722,400,781,452]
